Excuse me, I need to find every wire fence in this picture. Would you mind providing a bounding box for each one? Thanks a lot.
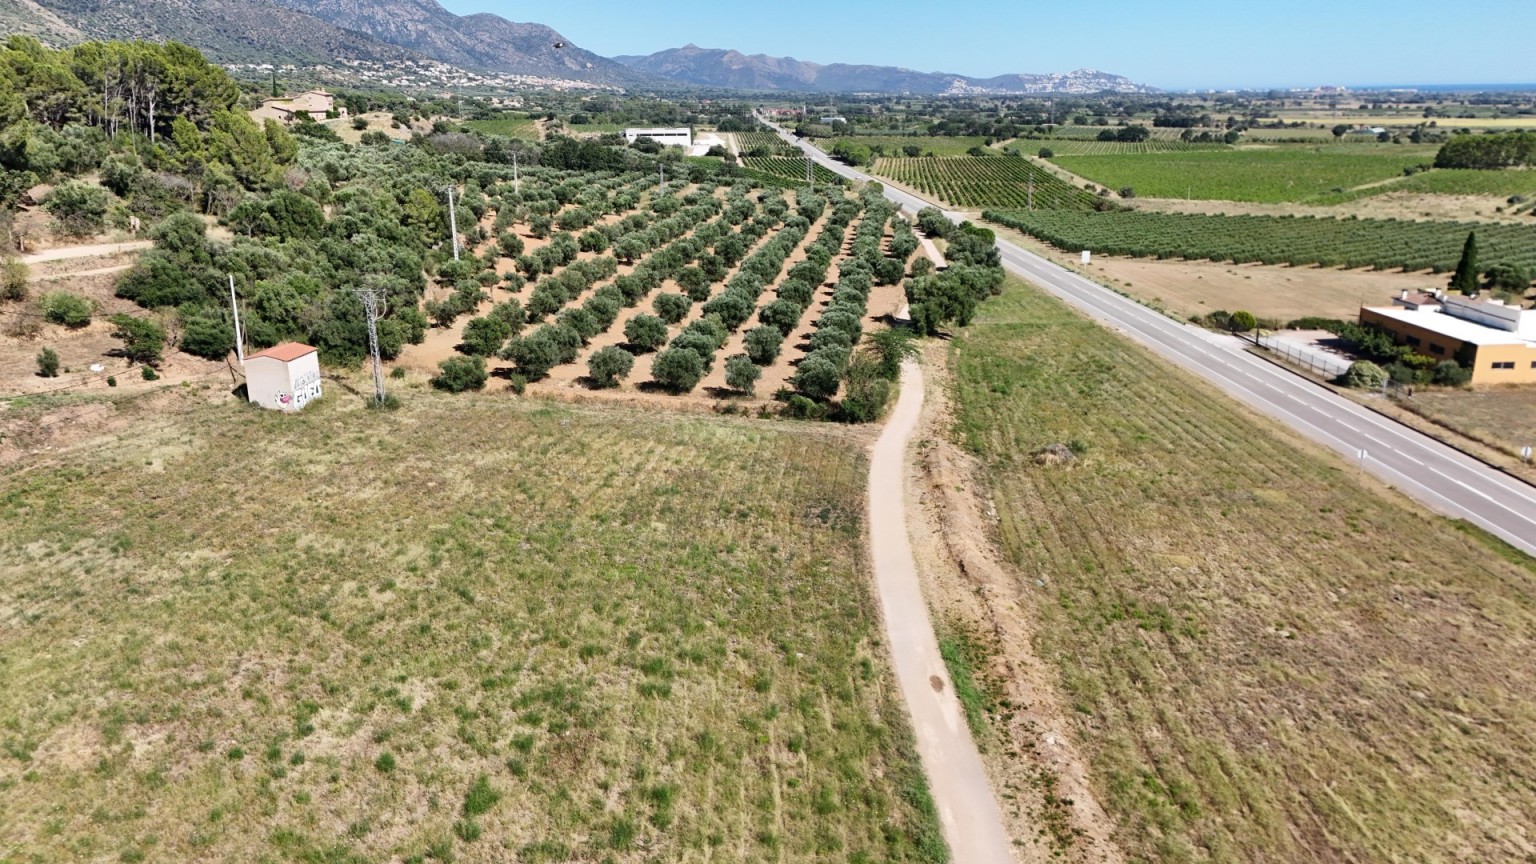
[1255,334,1352,380]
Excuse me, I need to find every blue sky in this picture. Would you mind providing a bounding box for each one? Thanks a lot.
[437,0,1536,90]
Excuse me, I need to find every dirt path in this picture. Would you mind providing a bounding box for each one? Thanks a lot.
[867,360,1015,864]
[20,240,151,264]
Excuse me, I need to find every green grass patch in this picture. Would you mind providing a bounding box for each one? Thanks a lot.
[936,633,991,741]
[463,115,538,140]
[0,393,941,863]
[1050,144,1439,202]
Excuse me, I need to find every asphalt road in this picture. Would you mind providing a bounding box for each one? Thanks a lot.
[867,360,1016,864]
[765,119,1536,558]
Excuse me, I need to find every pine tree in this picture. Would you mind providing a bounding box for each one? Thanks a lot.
[1450,231,1479,294]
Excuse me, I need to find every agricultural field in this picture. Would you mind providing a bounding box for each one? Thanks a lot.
[876,157,1100,210]
[1049,145,1439,203]
[0,392,945,864]
[463,115,540,140]
[985,209,1536,273]
[739,156,843,185]
[1311,167,1536,205]
[1021,138,1228,156]
[736,131,797,156]
[826,136,993,158]
[952,276,1536,864]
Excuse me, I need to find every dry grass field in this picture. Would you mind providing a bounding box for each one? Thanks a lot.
[0,392,944,864]
[950,277,1536,863]
[1398,386,1536,459]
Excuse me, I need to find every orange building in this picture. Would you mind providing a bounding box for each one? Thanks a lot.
[1360,293,1536,385]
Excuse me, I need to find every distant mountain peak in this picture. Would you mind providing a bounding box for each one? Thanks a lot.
[616,45,1155,94]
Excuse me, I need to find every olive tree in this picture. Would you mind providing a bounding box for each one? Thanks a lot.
[587,345,634,388]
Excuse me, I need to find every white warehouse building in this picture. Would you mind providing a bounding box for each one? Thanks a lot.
[624,127,693,148]
[245,342,323,412]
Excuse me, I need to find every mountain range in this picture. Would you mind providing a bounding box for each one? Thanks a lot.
[7,0,1155,94]
[614,45,1155,95]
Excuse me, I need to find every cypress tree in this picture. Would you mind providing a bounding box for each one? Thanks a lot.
[1450,231,1479,294]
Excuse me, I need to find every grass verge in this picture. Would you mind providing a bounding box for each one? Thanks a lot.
[952,275,1536,863]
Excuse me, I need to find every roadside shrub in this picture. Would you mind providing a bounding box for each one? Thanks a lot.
[653,292,692,324]
[651,347,705,392]
[623,314,668,352]
[1431,360,1471,387]
[724,353,760,395]
[587,346,634,388]
[432,355,488,392]
[1228,310,1258,333]
[1341,360,1388,389]
[41,291,92,327]
[36,347,59,377]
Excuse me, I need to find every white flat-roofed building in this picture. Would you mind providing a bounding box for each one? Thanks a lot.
[625,127,693,148]
[245,342,323,412]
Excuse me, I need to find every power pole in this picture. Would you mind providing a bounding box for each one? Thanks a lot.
[1027,173,1034,211]
[512,150,519,195]
[659,162,665,187]
[444,184,460,261]
[228,274,245,364]
[355,287,386,405]
[806,153,813,190]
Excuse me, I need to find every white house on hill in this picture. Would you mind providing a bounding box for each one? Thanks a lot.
[245,343,322,412]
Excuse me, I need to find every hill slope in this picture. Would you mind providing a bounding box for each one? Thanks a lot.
[267,0,645,84]
[614,44,1154,94]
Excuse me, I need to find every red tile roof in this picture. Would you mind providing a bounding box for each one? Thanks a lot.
[247,343,317,363]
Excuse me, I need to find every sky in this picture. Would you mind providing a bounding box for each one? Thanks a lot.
[436,0,1536,90]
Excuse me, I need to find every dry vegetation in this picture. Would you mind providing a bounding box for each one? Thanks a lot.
[0,391,944,863]
[1395,386,1536,460]
[950,277,1536,863]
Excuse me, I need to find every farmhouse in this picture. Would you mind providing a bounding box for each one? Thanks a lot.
[245,343,323,411]
[251,90,345,125]
[1360,293,1536,384]
[624,127,692,148]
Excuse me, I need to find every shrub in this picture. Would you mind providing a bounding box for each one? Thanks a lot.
[743,325,783,365]
[1228,310,1258,333]
[724,353,760,395]
[44,181,110,236]
[651,347,705,392]
[1,256,27,302]
[41,291,92,327]
[587,346,634,388]
[36,347,59,377]
[1038,147,1054,158]
[791,355,842,400]
[653,292,692,324]
[374,752,395,773]
[108,315,165,365]
[461,315,512,356]
[140,365,159,381]
[623,314,668,352]
[1341,360,1388,389]
[1431,360,1471,387]
[432,356,488,392]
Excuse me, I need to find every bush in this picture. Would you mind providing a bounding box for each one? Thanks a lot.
[743,325,783,365]
[1228,310,1258,333]
[36,347,59,377]
[587,346,634,388]
[623,314,668,352]
[140,365,159,381]
[1431,360,1471,387]
[462,315,513,356]
[1037,147,1054,158]
[40,291,92,327]
[724,353,760,395]
[651,347,705,392]
[505,332,561,380]
[109,315,165,364]
[1341,360,1388,389]
[432,355,488,392]
[653,292,692,324]
[44,181,110,236]
[791,355,842,401]
[1,256,27,302]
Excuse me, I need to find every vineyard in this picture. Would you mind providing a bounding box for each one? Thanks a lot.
[463,115,539,140]
[1049,145,1440,203]
[740,156,843,185]
[1025,138,1230,156]
[735,130,798,156]
[826,136,993,158]
[876,156,1101,210]
[985,209,1536,273]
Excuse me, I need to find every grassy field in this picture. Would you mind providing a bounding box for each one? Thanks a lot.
[1312,167,1536,204]
[1050,145,1439,202]
[1400,386,1536,459]
[951,277,1536,863]
[0,392,944,864]
[463,115,539,140]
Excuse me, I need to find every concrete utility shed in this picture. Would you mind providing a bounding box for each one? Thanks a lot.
[245,343,322,411]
